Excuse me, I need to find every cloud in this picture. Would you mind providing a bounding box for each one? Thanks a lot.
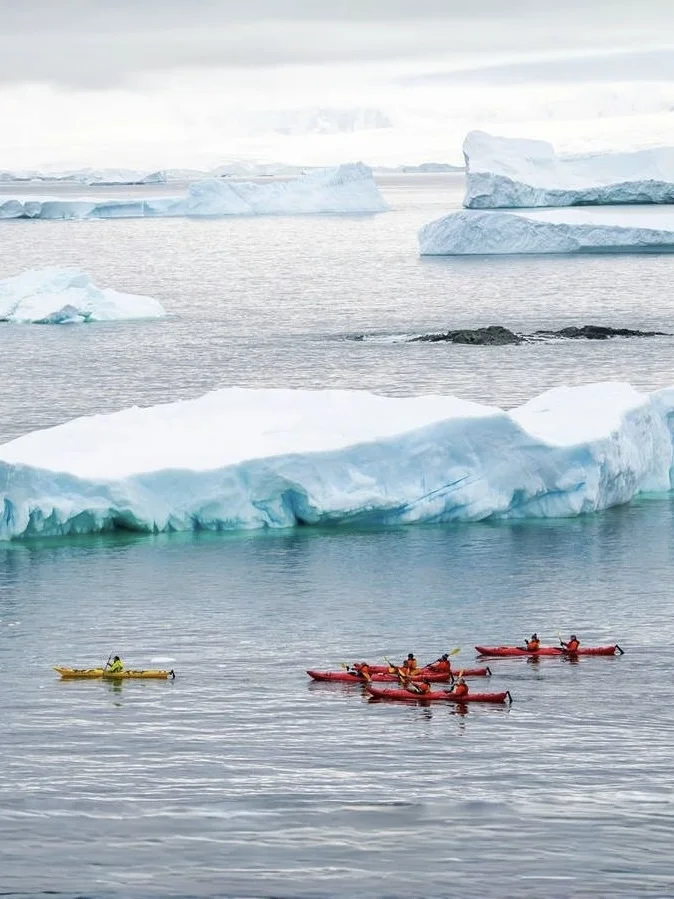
[1,0,674,87]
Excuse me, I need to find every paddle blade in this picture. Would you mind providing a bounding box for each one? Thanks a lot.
[449,647,461,656]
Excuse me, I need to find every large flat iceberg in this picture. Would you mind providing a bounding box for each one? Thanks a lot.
[464,131,674,208]
[0,164,387,220]
[1,383,673,540]
[0,268,166,324]
[419,208,674,255]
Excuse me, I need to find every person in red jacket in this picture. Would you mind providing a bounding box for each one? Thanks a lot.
[427,653,452,674]
[351,662,372,680]
[452,676,469,699]
[561,635,580,652]
[525,634,540,652]
[401,653,418,673]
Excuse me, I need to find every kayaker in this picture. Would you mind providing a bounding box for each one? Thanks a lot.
[401,653,418,672]
[525,634,540,652]
[107,655,124,673]
[451,676,469,699]
[351,662,372,681]
[427,653,452,674]
[561,635,580,652]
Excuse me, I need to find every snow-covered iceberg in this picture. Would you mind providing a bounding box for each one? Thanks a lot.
[1,383,673,540]
[463,131,674,208]
[419,208,674,255]
[0,164,387,220]
[0,269,166,324]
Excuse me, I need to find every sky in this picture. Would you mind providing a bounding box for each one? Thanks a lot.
[1,0,674,170]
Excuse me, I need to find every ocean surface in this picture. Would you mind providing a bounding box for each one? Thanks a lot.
[1,174,674,898]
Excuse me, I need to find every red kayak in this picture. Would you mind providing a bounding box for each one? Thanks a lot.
[368,664,491,678]
[306,670,451,684]
[475,645,623,658]
[366,685,512,704]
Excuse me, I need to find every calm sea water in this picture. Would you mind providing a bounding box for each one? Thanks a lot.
[2,176,674,898]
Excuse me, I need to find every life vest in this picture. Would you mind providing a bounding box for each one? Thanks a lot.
[432,659,451,673]
[526,640,540,651]
[108,659,124,673]
[565,639,580,652]
[415,681,431,694]
[453,682,469,698]
[354,664,370,679]
[403,657,418,671]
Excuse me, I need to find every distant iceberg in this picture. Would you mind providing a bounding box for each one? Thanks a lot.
[419,208,674,255]
[0,164,388,219]
[1,382,673,540]
[463,131,674,208]
[0,268,166,324]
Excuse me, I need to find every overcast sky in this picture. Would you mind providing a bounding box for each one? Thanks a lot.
[2,1,674,85]
[1,0,673,169]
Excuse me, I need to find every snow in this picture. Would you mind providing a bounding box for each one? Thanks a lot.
[0,164,387,219]
[418,208,674,255]
[464,131,674,208]
[0,269,166,324]
[1,382,673,540]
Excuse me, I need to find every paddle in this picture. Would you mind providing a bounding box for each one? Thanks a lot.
[102,652,113,673]
[424,647,461,669]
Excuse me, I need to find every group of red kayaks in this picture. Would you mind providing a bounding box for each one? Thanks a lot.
[307,638,624,706]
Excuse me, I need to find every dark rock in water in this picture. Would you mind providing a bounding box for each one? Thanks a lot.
[534,325,669,340]
[412,326,523,345]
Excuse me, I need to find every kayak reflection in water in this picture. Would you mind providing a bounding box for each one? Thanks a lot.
[107,655,124,673]
[560,635,580,652]
[525,634,540,651]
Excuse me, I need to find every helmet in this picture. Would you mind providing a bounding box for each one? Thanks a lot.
[113,656,120,661]
[407,653,414,659]
[531,634,538,639]
[570,635,577,640]
[441,654,449,660]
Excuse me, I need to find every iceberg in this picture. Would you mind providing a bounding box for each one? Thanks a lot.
[0,164,387,220]
[0,269,166,324]
[463,131,674,208]
[1,382,673,540]
[418,208,674,255]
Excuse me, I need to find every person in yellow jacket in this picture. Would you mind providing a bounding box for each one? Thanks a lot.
[107,655,124,673]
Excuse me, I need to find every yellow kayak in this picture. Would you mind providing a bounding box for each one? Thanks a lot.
[54,666,175,680]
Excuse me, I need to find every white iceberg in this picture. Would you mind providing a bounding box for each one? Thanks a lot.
[419,208,674,255]
[1,382,673,540]
[463,131,674,208]
[0,164,387,220]
[0,268,167,324]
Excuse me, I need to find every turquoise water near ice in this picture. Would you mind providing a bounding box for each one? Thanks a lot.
[2,175,674,897]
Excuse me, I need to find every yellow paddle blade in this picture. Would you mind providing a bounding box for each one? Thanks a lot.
[340,662,349,669]
[449,647,461,656]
